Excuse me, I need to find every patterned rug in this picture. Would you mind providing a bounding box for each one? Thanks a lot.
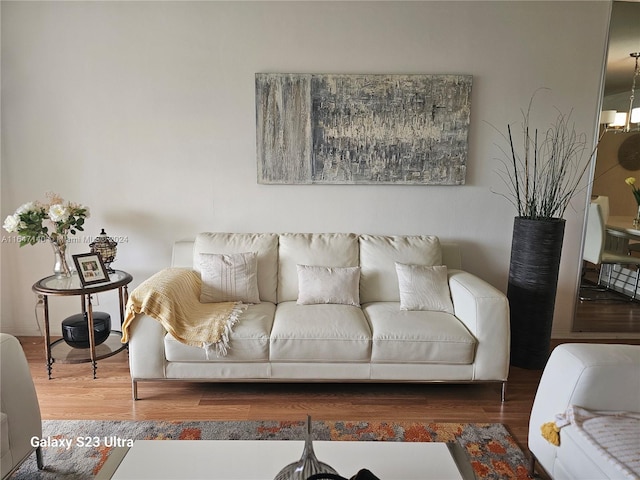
[11,420,529,479]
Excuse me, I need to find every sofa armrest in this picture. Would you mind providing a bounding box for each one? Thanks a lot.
[0,334,42,477]
[128,314,167,380]
[528,343,640,475]
[447,270,510,381]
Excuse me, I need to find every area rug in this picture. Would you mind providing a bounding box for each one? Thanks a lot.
[11,420,529,479]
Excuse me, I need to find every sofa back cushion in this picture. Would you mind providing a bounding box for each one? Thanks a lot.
[278,233,359,303]
[194,233,279,304]
[359,235,442,303]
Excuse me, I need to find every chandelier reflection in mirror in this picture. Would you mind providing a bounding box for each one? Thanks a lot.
[601,52,640,133]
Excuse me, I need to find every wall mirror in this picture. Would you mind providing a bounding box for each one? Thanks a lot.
[573,0,640,334]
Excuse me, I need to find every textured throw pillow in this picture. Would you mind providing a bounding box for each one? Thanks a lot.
[296,265,361,306]
[197,252,260,303]
[395,263,454,313]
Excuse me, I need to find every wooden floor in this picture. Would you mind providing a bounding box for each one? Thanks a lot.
[574,287,640,333]
[573,268,640,333]
[17,336,638,479]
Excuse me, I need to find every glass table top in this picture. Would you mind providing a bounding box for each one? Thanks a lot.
[33,270,132,295]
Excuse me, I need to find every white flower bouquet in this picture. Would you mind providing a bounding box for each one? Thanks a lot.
[3,192,90,246]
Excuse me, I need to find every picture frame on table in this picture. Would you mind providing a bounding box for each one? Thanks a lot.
[73,252,110,286]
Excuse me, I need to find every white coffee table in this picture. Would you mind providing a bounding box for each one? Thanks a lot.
[97,440,475,479]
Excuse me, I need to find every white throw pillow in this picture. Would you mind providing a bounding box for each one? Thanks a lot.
[197,252,260,303]
[395,263,454,313]
[296,265,361,306]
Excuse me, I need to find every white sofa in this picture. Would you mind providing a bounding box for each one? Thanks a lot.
[528,343,640,479]
[1,333,44,479]
[127,233,510,400]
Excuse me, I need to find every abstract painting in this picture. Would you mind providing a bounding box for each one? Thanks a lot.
[256,73,472,185]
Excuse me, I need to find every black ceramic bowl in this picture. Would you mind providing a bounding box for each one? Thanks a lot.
[61,312,111,349]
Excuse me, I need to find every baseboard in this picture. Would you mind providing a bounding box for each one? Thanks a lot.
[551,332,640,340]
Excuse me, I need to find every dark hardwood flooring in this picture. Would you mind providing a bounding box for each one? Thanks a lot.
[574,296,640,332]
[573,268,640,333]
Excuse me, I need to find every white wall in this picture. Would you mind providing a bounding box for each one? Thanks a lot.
[1,1,611,336]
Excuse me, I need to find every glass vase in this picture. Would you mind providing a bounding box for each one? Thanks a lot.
[51,235,72,278]
[273,416,338,480]
[634,205,640,229]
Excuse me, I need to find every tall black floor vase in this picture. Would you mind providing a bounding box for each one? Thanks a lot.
[507,217,566,369]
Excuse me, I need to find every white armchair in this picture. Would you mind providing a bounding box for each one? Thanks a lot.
[528,343,640,479]
[1,334,44,479]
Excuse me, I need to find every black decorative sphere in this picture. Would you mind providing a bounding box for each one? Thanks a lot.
[62,312,111,349]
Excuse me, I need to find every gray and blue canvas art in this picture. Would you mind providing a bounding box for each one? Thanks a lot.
[256,73,471,185]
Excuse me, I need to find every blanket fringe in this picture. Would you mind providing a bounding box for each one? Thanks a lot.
[541,421,561,446]
[203,302,248,359]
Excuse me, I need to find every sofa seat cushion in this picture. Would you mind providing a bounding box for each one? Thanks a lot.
[270,301,371,362]
[164,302,275,362]
[363,302,476,364]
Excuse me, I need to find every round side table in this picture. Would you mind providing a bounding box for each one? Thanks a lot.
[32,270,133,379]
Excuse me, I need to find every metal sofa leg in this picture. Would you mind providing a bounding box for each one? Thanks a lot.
[528,451,536,478]
[36,446,44,470]
[501,382,507,402]
[132,379,138,401]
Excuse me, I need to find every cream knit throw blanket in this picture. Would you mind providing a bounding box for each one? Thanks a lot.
[121,268,246,358]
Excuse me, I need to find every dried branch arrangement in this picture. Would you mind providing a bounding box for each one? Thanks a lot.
[494,90,600,220]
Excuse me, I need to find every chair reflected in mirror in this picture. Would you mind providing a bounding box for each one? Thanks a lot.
[591,195,610,223]
[581,203,640,301]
